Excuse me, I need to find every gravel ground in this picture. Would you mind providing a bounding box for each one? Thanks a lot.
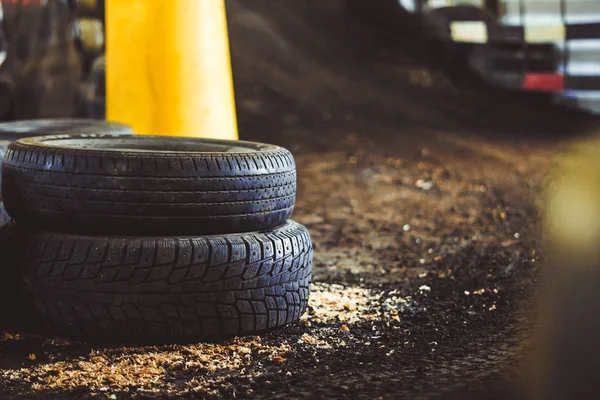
[1,1,600,399]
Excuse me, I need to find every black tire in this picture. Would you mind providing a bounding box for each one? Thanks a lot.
[0,119,132,199]
[2,134,296,235]
[18,220,313,344]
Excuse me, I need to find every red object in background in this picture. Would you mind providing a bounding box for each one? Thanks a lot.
[523,73,565,92]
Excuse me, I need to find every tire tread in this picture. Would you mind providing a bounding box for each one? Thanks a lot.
[2,138,297,235]
[20,221,312,344]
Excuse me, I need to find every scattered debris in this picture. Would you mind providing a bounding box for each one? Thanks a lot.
[415,179,434,191]
[272,356,287,364]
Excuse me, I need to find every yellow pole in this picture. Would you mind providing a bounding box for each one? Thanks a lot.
[105,0,238,139]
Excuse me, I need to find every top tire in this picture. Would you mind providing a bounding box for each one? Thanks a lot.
[2,134,296,236]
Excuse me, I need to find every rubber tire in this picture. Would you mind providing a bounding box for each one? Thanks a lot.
[18,220,312,344]
[0,119,132,199]
[2,134,296,236]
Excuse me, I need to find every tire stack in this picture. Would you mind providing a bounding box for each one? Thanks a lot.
[0,132,312,344]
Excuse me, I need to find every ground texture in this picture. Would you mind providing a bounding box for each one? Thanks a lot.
[1,1,600,399]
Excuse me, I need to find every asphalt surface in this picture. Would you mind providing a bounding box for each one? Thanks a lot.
[1,1,600,399]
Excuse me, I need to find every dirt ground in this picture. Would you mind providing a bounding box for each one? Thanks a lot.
[1,1,600,399]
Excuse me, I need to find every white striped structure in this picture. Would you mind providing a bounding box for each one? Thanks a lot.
[396,0,600,113]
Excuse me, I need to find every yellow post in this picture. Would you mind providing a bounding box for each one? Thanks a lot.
[105,0,238,139]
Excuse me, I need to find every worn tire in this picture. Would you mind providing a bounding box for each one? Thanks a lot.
[3,134,296,235]
[18,221,312,344]
[0,119,132,198]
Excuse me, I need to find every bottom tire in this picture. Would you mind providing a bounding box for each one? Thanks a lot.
[17,221,313,344]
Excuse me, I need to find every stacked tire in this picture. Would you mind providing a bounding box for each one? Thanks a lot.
[0,132,312,344]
